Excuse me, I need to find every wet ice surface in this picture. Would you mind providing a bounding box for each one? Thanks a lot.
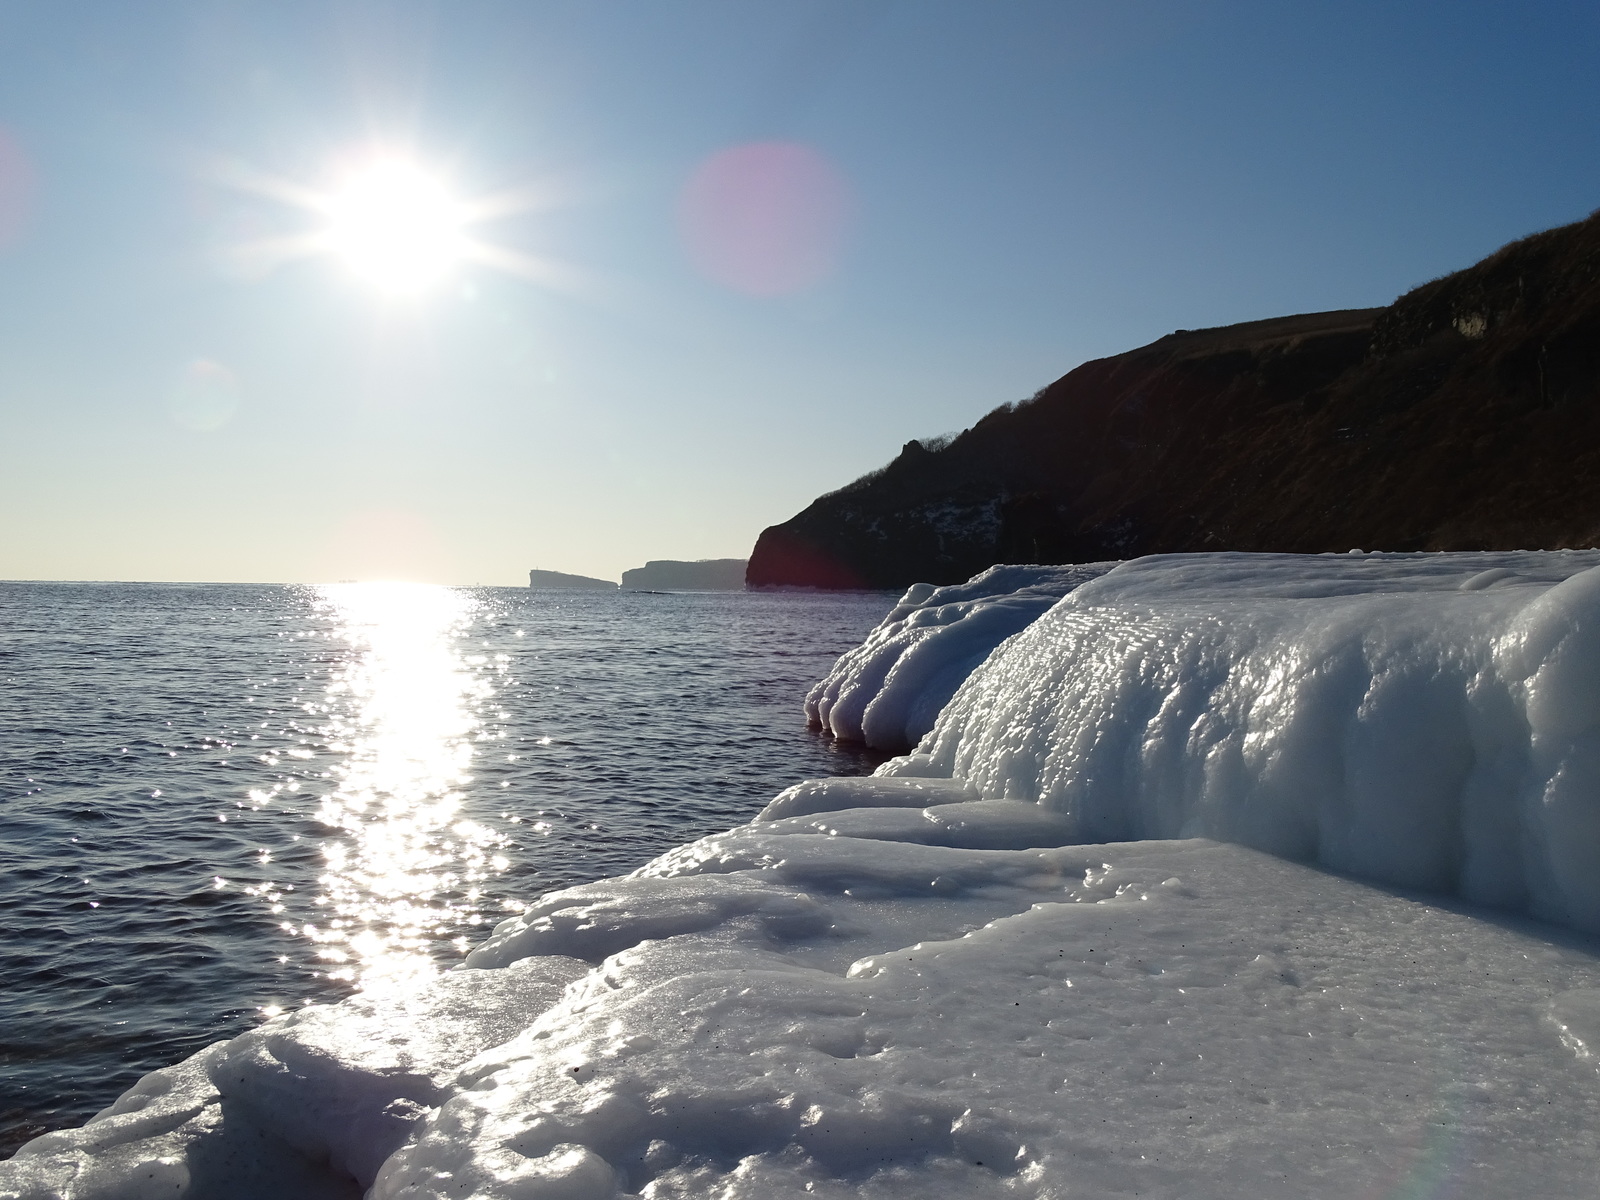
[16,552,1600,1197]
[426,836,1600,1200]
[909,550,1600,929]
[806,563,1117,751]
[0,584,889,1154]
[11,826,1600,1199]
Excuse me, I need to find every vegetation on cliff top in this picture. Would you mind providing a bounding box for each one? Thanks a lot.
[749,209,1600,589]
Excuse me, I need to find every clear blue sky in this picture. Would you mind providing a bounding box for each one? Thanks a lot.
[1,0,1596,584]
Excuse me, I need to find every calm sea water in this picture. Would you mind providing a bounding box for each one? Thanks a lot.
[0,582,892,1156]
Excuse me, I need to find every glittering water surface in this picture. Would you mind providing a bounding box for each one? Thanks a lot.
[0,582,891,1155]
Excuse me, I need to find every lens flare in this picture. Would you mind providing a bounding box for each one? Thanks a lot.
[168,358,241,431]
[678,141,853,296]
[0,126,35,250]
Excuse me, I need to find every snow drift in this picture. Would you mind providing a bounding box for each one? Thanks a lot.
[805,563,1116,751]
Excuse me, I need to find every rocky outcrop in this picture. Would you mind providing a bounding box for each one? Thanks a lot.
[748,209,1600,589]
[621,559,747,591]
[528,569,617,590]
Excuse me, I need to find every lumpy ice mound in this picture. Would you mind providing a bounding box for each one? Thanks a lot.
[805,563,1118,752]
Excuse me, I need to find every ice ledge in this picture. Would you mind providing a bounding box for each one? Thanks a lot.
[12,815,1600,1198]
[805,563,1118,751]
[913,550,1600,931]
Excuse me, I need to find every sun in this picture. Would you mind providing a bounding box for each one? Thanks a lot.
[317,158,467,296]
[217,145,580,300]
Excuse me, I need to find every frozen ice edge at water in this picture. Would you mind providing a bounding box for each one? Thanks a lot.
[13,550,1600,1198]
[805,562,1121,752]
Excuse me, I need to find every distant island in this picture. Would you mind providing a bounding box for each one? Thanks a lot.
[528,568,617,590]
[528,561,751,591]
[621,559,748,590]
[749,208,1600,588]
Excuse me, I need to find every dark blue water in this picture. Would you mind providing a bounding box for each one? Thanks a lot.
[0,582,891,1156]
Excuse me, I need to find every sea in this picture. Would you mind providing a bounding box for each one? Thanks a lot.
[0,581,893,1157]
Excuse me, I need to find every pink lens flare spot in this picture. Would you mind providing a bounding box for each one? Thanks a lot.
[322,508,457,584]
[169,359,243,431]
[0,127,37,249]
[678,141,853,297]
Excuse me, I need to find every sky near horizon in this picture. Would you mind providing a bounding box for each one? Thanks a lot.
[1,1,1598,585]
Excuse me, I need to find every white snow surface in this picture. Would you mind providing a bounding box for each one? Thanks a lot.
[894,550,1600,930]
[14,551,1600,1198]
[805,564,1118,751]
[15,828,1600,1199]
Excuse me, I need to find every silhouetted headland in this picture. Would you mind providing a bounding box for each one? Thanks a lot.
[749,208,1600,589]
[621,559,747,591]
[528,569,618,590]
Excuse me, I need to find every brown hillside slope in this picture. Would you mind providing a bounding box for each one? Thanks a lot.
[749,209,1600,589]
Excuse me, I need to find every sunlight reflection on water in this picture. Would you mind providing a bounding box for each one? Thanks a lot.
[2,580,893,1150]
[292,582,508,995]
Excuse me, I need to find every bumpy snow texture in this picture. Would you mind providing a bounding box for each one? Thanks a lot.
[13,551,1600,1200]
[804,563,1118,751]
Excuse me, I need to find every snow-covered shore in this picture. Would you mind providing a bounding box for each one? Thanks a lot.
[12,551,1600,1199]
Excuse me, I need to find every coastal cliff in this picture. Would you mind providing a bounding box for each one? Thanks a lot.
[621,559,747,590]
[748,208,1600,589]
[528,569,617,590]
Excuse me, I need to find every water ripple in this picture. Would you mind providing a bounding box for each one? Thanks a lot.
[0,582,890,1154]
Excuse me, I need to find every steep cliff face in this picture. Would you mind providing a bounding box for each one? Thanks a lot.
[748,209,1600,589]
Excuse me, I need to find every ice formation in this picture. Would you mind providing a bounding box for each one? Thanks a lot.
[894,550,1600,930]
[13,551,1600,1199]
[805,563,1117,750]
[2,957,586,1199]
[14,827,1600,1198]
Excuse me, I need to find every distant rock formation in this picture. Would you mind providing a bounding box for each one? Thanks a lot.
[621,559,748,591]
[528,569,617,590]
[749,208,1600,589]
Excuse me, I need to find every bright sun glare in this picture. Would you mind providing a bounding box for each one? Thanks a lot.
[221,146,573,300]
[319,159,467,296]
